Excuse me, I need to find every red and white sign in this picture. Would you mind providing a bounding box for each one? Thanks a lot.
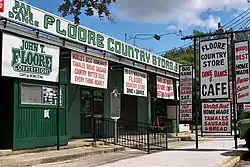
[123,68,147,97]
[156,76,174,99]
[0,0,4,13]
[179,65,193,122]
[202,102,231,133]
[244,104,250,110]
[235,41,250,103]
[70,51,108,89]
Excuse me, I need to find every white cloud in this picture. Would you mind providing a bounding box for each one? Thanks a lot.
[113,0,248,29]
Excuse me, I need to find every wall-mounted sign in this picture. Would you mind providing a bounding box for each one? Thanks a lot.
[70,51,108,89]
[199,38,229,100]
[0,0,180,74]
[179,65,193,122]
[156,76,174,99]
[235,41,250,103]
[202,101,231,133]
[2,33,59,82]
[123,68,147,97]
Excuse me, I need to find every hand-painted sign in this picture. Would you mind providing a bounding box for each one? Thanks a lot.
[70,51,108,89]
[0,0,180,74]
[179,65,193,122]
[234,41,250,103]
[2,33,59,82]
[123,68,147,97]
[200,38,229,100]
[202,102,231,133]
[156,76,174,99]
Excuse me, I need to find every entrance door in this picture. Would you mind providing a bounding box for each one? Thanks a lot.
[80,89,92,136]
[80,88,104,137]
[121,95,138,131]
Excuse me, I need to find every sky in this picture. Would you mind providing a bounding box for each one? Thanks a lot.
[25,0,249,54]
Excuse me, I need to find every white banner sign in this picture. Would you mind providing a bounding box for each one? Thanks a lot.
[156,76,174,99]
[0,0,180,74]
[179,65,193,122]
[2,33,59,82]
[70,51,108,89]
[202,102,231,133]
[200,38,229,100]
[123,68,147,97]
[235,41,250,103]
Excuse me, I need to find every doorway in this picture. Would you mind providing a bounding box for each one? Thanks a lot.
[80,88,104,137]
[121,94,138,131]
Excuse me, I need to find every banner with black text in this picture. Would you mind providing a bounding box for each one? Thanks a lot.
[200,38,229,100]
[123,68,147,97]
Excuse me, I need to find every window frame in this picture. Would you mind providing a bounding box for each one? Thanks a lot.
[19,81,64,109]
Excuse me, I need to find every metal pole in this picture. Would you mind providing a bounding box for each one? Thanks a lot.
[176,105,178,136]
[114,118,118,144]
[133,36,136,46]
[125,34,127,42]
[56,70,60,150]
[193,37,198,149]
[231,33,238,149]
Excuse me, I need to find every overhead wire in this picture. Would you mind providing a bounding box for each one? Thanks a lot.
[223,8,250,29]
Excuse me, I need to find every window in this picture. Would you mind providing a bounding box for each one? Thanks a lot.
[21,83,62,106]
[21,84,42,104]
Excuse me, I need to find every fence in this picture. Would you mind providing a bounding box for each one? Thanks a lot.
[93,117,168,154]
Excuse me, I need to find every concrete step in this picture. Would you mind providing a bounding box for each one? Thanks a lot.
[0,145,125,167]
[0,140,107,157]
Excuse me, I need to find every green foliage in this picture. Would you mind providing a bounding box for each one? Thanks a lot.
[58,0,116,24]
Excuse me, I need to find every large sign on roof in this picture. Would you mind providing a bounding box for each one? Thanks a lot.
[0,0,180,74]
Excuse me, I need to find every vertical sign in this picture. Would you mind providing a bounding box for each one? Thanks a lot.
[202,102,231,133]
[156,76,174,99]
[200,38,229,100]
[70,51,108,89]
[235,41,250,103]
[123,68,147,97]
[179,65,193,122]
[110,90,121,119]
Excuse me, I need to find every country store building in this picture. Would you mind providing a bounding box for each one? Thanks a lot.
[0,0,181,150]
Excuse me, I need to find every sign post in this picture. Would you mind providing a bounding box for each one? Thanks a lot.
[110,88,121,144]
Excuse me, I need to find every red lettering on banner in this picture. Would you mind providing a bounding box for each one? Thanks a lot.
[0,0,4,13]
[236,46,248,52]
[202,70,212,78]
[236,54,248,60]
[214,70,227,77]
[71,52,108,88]
[202,102,231,133]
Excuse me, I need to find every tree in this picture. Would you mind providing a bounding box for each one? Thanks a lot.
[58,0,116,24]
